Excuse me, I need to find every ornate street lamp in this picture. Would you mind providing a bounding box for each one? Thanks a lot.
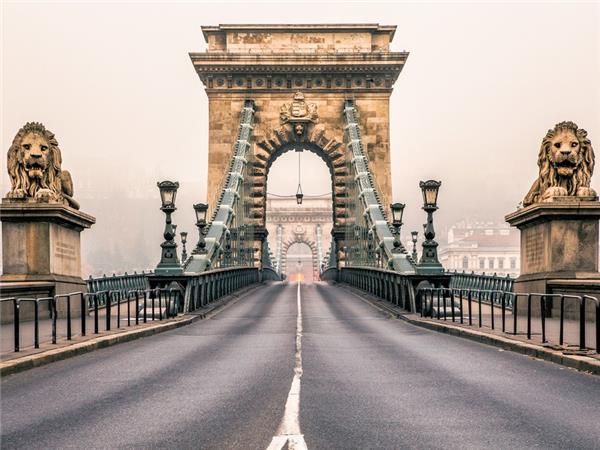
[390,202,405,252]
[158,181,178,208]
[418,180,443,274]
[193,203,208,254]
[411,230,418,262]
[156,181,182,275]
[180,231,188,263]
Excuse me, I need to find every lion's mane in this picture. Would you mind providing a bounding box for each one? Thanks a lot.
[523,121,595,206]
[6,122,78,209]
[7,122,62,198]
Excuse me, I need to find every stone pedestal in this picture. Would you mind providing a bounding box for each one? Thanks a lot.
[0,202,95,322]
[505,199,600,320]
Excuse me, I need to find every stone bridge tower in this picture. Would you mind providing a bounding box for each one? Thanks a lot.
[190,24,408,255]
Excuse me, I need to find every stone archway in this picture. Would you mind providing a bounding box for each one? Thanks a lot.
[191,24,406,222]
[249,120,347,228]
[245,95,350,267]
[281,237,319,280]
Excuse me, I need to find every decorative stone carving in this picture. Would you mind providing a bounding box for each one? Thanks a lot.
[5,122,80,209]
[523,121,596,207]
[279,92,319,136]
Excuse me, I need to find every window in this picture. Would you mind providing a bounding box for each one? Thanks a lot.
[462,256,469,269]
[488,258,494,270]
[498,258,504,269]
[510,258,517,269]
[479,258,485,269]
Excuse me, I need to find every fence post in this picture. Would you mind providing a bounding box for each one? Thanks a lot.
[14,299,20,352]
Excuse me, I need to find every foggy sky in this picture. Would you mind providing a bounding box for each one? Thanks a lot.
[2,1,599,275]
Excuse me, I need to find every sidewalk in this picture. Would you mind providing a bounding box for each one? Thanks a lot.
[434,297,598,351]
[0,283,263,376]
[1,297,172,361]
[341,284,600,375]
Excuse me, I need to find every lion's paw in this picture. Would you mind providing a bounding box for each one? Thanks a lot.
[34,189,56,203]
[7,189,27,199]
[542,187,568,201]
[577,187,597,198]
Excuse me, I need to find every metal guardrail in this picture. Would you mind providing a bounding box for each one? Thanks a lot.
[183,267,259,312]
[2,266,262,353]
[0,288,180,353]
[419,287,600,352]
[338,267,417,313]
[87,271,151,294]
[448,270,515,293]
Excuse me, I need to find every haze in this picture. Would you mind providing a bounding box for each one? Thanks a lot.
[2,1,598,276]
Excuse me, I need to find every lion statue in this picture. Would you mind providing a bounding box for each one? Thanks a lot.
[6,122,79,209]
[523,121,596,207]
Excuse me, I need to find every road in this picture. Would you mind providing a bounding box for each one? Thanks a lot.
[2,282,599,449]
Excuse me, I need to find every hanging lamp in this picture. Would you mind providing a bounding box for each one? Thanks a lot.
[296,151,304,205]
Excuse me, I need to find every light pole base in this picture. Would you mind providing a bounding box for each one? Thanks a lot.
[156,241,183,275]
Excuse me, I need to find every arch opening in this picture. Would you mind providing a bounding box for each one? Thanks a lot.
[263,146,335,278]
[285,242,317,283]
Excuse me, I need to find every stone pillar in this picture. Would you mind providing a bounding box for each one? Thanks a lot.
[0,203,95,322]
[505,199,600,319]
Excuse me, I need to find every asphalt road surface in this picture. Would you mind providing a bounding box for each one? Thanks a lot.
[2,282,599,449]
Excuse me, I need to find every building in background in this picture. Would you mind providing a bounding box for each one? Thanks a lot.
[438,220,520,277]
[265,196,333,282]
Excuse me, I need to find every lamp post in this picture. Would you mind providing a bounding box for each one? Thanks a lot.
[411,230,418,262]
[353,225,361,267]
[180,231,188,263]
[193,203,208,254]
[239,224,246,265]
[223,229,232,267]
[156,181,183,275]
[367,229,375,267]
[390,202,405,253]
[418,180,444,274]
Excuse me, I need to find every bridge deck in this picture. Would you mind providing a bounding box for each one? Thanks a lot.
[2,282,599,449]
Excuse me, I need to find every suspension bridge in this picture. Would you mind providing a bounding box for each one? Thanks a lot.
[1,23,599,450]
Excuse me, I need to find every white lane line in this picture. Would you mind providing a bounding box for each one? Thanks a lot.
[266,282,308,450]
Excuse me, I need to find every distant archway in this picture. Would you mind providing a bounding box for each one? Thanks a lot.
[285,241,318,283]
[281,237,319,280]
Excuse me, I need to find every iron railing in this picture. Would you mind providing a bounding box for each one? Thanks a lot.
[419,287,599,352]
[0,288,180,353]
[448,270,515,293]
[339,267,417,312]
[2,266,261,353]
[87,271,151,294]
[183,267,259,312]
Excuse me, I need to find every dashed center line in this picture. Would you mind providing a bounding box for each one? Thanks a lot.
[266,282,308,450]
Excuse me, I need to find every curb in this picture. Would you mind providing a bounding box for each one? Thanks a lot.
[0,283,264,377]
[340,284,600,376]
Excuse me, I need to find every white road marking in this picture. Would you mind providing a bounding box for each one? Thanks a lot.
[266,282,308,450]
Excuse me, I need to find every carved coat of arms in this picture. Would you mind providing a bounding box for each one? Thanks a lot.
[280,92,319,136]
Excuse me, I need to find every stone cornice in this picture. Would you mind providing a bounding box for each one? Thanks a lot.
[190,51,407,62]
[190,52,407,91]
[505,199,600,228]
[202,23,397,40]
[191,63,405,92]
[0,202,96,230]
